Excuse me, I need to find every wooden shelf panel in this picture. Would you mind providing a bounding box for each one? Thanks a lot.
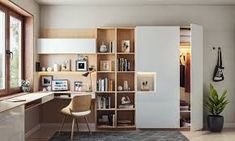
[97,108,116,111]
[97,53,115,55]
[116,125,136,129]
[117,91,135,93]
[117,108,135,111]
[37,71,92,75]
[117,52,135,55]
[117,71,135,73]
[96,125,116,129]
[96,91,116,93]
[97,71,115,73]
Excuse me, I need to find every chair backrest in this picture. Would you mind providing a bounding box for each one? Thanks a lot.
[70,94,92,112]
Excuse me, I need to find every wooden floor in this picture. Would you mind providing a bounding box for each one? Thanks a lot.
[27,125,235,141]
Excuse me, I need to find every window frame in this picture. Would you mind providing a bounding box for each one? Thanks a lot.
[0,4,24,96]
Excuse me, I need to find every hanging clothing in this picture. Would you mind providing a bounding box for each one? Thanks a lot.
[180,54,185,87]
[185,53,191,93]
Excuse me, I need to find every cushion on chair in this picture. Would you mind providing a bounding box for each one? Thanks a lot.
[61,106,91,117]
[71,110,91,117]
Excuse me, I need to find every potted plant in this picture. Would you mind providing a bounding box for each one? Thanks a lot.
[205,84,229,132]
[21,80,30,92]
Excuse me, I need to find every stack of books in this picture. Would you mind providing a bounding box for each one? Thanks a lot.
[118,58,131,71]
[97,78,113,91]
[97,96,112,109]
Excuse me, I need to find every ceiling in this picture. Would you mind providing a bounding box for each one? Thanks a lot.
[35,0,235,6]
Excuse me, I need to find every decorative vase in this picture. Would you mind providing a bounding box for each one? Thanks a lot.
[22,86,30,93]
[207,115,224,132]
[99,42,108,53]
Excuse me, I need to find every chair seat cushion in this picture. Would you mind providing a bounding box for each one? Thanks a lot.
[71,110,91,117]
[61,107,91,117]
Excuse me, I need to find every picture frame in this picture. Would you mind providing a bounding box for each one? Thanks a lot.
[41,75,53,87]
[100,60,112,71]
[76,60,88,71]
[121,40,130,53]
[52,79,69,91]
[61,60,71,71]
[74,81,83,92]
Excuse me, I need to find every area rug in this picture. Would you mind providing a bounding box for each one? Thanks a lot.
[49,131,189,141]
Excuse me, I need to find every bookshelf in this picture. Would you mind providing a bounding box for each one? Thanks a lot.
[96,27,136,129]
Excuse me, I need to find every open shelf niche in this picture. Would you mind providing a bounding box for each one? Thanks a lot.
[96,27,136,129]
[137,72,156,93]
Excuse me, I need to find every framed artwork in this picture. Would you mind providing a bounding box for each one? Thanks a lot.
[76,60,88,71]
[41,75,53,87]
[121,40,130,53]
[100,60,112,71]
[74,81,83,92]
[61,60,71,71]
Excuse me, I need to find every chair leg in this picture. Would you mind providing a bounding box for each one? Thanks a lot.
[59,115,66,134]
[84,116,91,134]
[71,118,75,140]
[75,119,79,132]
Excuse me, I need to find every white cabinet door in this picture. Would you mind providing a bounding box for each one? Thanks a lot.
[191,24,203,131]
[136,26,180,128]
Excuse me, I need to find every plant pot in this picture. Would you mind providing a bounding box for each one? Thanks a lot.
[207,115,224,132]
[22,86,30,93]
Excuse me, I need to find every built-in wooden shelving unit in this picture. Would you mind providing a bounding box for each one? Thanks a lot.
[96,27,136,129]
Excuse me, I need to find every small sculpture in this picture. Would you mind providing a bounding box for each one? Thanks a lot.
[121,96,131,105]
[99,42,108,53]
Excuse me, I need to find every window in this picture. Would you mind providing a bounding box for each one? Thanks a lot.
[0,10,5,90]
[0,5,24,96]
[10,16,22,88]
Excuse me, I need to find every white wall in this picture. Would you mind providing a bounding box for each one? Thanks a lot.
[10,0,40,133]
[40,5,235,127]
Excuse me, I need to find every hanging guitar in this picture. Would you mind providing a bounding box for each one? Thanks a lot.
[213,47,224,82]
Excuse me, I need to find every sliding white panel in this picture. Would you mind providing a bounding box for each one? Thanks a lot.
[191,24,203,131]
[136,26,180,128]
[37,38,96,54]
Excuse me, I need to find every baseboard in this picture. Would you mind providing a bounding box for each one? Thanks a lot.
[25,124,41,138]
[40,123,96,131]
[224,123,235,128]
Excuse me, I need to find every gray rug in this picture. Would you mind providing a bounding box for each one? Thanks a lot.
[49,131,189,141]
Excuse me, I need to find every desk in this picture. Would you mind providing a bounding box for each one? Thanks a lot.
[0,91,95,141]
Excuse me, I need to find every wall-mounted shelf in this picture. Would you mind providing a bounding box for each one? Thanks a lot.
[37,71,93,75]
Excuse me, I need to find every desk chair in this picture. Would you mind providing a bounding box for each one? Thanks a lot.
[59,94,92,140]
